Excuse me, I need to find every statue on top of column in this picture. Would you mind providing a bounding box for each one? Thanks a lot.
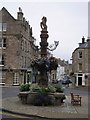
[19,7,22,12]
[40,16,47,31]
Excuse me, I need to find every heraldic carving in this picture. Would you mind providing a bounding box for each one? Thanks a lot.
[40,16,47,31]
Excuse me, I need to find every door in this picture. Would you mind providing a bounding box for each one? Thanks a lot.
[78,77,82,85]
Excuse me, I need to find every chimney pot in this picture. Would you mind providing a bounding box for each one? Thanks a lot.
[82,36,85,43]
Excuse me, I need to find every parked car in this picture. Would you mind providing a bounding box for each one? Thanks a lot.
[62,79,72,85]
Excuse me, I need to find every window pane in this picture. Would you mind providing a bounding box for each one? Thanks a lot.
[0,71,2,79]
[0,23,2,31]
[0,56,2,64]
[78,74,82,76]
[0,38,2,47]
[79,51,82,58]
[2,55,4,65]
[3,23,7,31]
[79,63,82,70]
[13,73,19,84]
[3,38,6,47]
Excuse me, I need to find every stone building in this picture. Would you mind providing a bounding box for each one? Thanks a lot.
[63,60,72,76]
[56,59,72,81]
[72,36,90,86]
[56,58,65,81]
[0,7,39,85]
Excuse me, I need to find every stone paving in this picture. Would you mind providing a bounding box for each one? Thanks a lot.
[68,96,88,115]
[2,95,89,119]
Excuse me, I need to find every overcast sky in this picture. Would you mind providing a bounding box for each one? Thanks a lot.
[0,1,88,62]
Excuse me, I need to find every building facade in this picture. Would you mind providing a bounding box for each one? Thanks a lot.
[56,64,65,81]
[56,59,72,80]
[56,58,65,81]
[72,37,90,86]
[63,61,72,76]
[0,7,39,85]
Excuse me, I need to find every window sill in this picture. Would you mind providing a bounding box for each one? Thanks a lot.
[0,65,4,67]
[13,83,19,86]
[0,47,6,49]
[0,83,5,85]
[78,71,82,73]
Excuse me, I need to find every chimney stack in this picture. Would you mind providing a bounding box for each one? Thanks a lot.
[17,7,23,21]
[82,36,85,44]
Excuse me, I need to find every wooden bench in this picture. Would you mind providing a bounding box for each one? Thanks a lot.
[70,92,82,106]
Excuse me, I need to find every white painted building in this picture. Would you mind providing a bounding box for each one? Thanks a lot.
[57,64,65,81]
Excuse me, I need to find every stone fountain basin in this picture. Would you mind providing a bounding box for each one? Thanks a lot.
[18,91,65,106]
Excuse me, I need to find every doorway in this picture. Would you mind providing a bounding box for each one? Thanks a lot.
[78,77,82,85]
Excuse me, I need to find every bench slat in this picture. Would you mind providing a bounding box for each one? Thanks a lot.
[70,92,81,106]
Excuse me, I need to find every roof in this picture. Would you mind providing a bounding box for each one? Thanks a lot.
[72,38,90,54]
[57,58,67,66]
[0,7,16,21]
[79,39,90,49]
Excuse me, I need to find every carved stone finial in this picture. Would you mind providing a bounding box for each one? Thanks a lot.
[40,16,47,31]
[19,7,22,12]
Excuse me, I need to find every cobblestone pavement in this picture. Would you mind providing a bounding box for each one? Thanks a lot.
[1,95,88,119]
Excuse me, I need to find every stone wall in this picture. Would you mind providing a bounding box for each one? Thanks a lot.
[0,7,39,85]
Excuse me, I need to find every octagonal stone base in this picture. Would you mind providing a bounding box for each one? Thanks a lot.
[18,92,65,106]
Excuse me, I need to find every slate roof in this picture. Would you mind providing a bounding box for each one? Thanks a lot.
[73,37,90,54]
[79,38,90,49]
[0,7,16,20]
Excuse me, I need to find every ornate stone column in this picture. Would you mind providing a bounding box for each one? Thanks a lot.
[40,30,49,58]
[38,16,49,86]
[40,16,49,58]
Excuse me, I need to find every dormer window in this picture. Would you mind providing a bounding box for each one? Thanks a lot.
[79,51,82,58]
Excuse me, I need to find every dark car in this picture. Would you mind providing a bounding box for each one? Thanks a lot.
[62,79,72,85]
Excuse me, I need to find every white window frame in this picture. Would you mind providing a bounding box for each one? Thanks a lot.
[3,23,7,31]
[0,55,4,66]
[0,23,7,32]
[0,71,2,81]
[0,70,5,85]
[13,73,19,85]
[0,23,2,31]
[0,38,2,47]
[0,38,6,48]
